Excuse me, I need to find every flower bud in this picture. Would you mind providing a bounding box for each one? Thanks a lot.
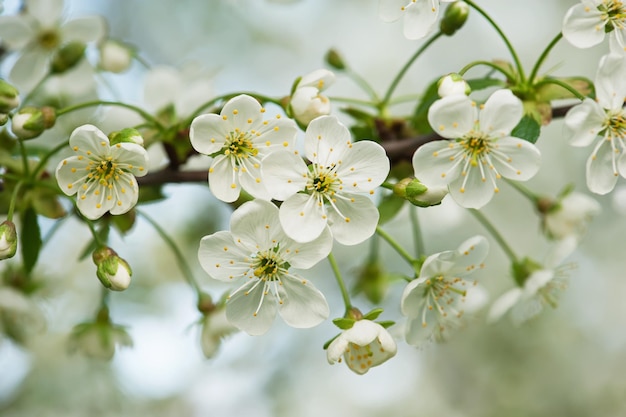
[109,128,144,146]
[289,69,335,126]
[324,48,346,71]
[393,178,448,207]
[0,113,8,126]
[0,79,20,114]
[437,73,471,97]
[50,41,86,74]
[92,247,132,291]
[440,1,470,36]
[11,106,57,139]
[68,306,133,360]
[0,220,18,260]
[99,40,133,73]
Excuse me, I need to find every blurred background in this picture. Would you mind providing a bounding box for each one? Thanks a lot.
[1,0,626,416]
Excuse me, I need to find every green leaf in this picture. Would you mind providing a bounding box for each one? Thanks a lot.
[466,77,506,91]
[20,207,42,274]
[111,210,136,235]
[377,193,405,225]
[332,317,356,330]
[411,77,439,133]
[377,320,396,329]
[511,114,541,144]
[362,308,384,321]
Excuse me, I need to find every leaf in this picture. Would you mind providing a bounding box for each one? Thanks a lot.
[467,77,506,91]
[20,207,42,274]
[511,114,541,144]
[376,320,396,329]
[332,317,356,330]
[377,193,405,225]
[362,308,384,321]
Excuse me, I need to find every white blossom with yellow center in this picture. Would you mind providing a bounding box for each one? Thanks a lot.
[55,124,148,220]
[262,115,390,245]
[290,69,335,126]
[197,200,332,336]
[378,0,456,39]
[326,319,397,375]
[401,235,489,346]
[413,89,541,209]
[189,94,298,203]
[563,0,626,53]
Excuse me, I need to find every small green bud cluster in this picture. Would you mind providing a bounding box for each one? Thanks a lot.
[0,79,20,126]
[108,128,144,146]
[393,177,448,207]
[92,246,132,291]
[440,1,470,36]
[0,221,18,260]
[11,106,57,139]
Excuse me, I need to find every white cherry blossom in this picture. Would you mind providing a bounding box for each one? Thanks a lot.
[197,200,332,336]
[190,94,298,202]
[413,89,541,208]
[262,115,390,245]
[379,0,456,40]
[326,319,397,375]
[290,69,335,126]
[543,192,601,240]
[401,235,489,345]
[55,125,149,220]
[563,0,626,54]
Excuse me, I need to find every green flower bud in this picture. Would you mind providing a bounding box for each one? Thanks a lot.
[0,113,8,126]
[0,220,18,260]
[11,106,56,139]
[108,128,144,146]
[50,41,86,74]
[0,79,20,114]
[440,1,470,36]
[393,178,448,207]
[325,48,346,71]
[68,306,133,360]
[99,40,133,73]
[92,247,132,291]
[437,73,471,97]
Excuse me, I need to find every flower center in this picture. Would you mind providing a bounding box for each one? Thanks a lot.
[223,129,258,162]
[87,158,123,187]
[306,165,340,196]
[251,249,286,281]
[460,131,491,165]
[604,109,626,139]
[38,29,60,50]
[599,0,626,32]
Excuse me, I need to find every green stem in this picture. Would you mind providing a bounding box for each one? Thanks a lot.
[533,78,586,100]
[464,0,526,83]
[133,54,151,69]
[31,141,68,179]
[326,96,377,107]
[85,219,106,247]
[458,60,516,82]
[389,94,424,106]
[328,252,352,312]
[468,209,518,262]
[7,181,24,222]
[137,209,201,295]
[380,181,395,191]
[380,31,443,110]
[528,32,563,85]
[56,101,164,129]
[369,233,380,263]
[505,179,539,204]
[376,226,416,267]
[20,74,49,106]
[409,206,424,258]
[346,68,380,102]
[18,139,30,178]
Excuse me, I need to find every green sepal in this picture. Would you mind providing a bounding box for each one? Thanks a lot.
[511,114,541,144]
[322,333,340,350]
[289,76,302,96]
[20,206,42,274]
[362,308,384,321]
[376,320,396,329]
[111,209,136,235]
[332,317,356,330]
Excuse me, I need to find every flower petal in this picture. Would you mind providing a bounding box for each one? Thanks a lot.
[198,230,251,281]
[327,193,379,245]
[428,94,475,139]
[379,0,407,22]
[9,48,49,91]
[208,154,240,203]
[261,150,308,201]
[298,68,335,90]
[326,335,349,364]
[487,288,522,322]
[562,3,605,49]
[226,280,277,336]
[27,0,64,28]
[69,124,109,156]
[253,118,299,152]
[448,235,489,276]
[595,54,626,108]
[108,174,139,215]
[563,99,605,147]
[277,273,329,328]
[402,0,440,40]
[238,158,272,200]
[0,16,36,49]
[221,94,265,132]
[230,199,284,250]
[336,140,390,192]
[480,89,523,137]
[55,156,87,196]
[190,114,229,155]
[305,115,351,166]
[282,226,333,269]
[61,16,106,43]
[586,138,619,194]
[448,165,495,209]
[279,193,328,243]
[412,140,462,186]
[491,136,541,181]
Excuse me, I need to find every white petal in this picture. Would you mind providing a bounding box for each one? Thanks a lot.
[238,158,271,200]
[448,235,489,276]
[208,154,240,203]
[0,16,36,49]
[336,140,390,191]
[279,193,328,243]
[108,174,139,215]
[400,278,426,317]
[487,288,522,322]
[198,231,251,281]
[479,90,523,137]
[9,48,49,91]
[448,165,495,209]
[277,273,329,328]
[544,236,578,268]
[112,143,149,177]
[261,150,308,201]
[562,3,605,49]
[427,94,475,139]
[327,194,379,245]
[402,0,439,40]
[230,199,285,251]
[298,68,335,90]
[190,114,229,155]
[282,226,333,270]
[226,280,277,336]
[76,183,112,220]
[343,320,382,345]
[491,137,541,181]
[55,156,86,196]
[61,16,106,44]
[522,270,554,297]
[221,94,265,132]
[586,138,619,194]
[253,118,299,152]
[595,54,626,108]
[379,0,407,22]
[563,99,605,147]
[305,115,351,166]
[326,335,349,364]
[27,0,64,28]
[412,140,462,186]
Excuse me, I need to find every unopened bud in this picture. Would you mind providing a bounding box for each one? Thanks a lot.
[11,106,57,139]
[393,178,448,207]
[437,73,471,97]
[325,48,346,71]
[99,40,133,73]
[0,221,18,260]
[0,79,20,113]
[92,247,132,291]
[440,1,470,36]
[0,113,8,126]
[109,128,144,146]
[51,41,86,74]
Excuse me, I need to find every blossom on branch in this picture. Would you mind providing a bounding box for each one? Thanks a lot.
[55,124,149,220]
[563,0,626,54]
[413,89,541,208]
[289,69,335,126]
[378,0,456,40]
[262,115,390,245]
[190,94,298,202]
[197,200,332,336]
